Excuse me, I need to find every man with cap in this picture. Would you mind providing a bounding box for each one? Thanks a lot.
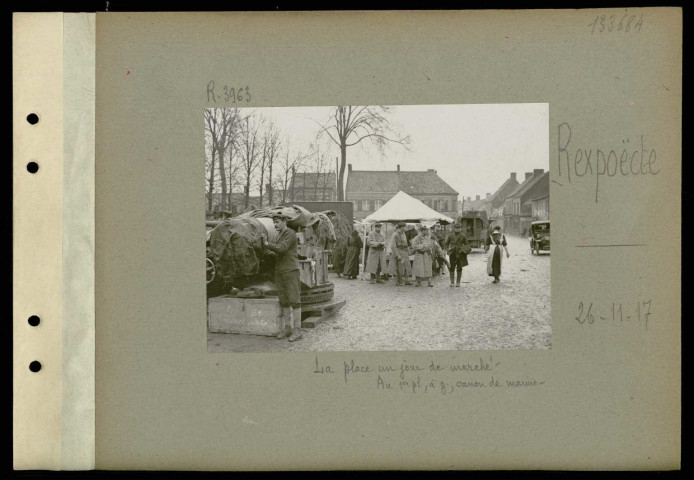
[365,222,388,284]
[443,223,470,287]
[386,222,413,286]
[263,213,303,341]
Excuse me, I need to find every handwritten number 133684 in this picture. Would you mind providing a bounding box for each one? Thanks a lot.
[590,13,644,34]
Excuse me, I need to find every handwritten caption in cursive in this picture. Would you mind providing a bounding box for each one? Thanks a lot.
[313,356,545,395]
[589,12,644,34]
[557,123,660,203]
[575,299,652,331]
[206,81,252,104]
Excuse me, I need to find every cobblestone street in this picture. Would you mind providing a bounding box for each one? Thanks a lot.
[208,234,550,352]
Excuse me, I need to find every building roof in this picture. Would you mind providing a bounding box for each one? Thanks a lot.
[488,176,519,204]
[523,181,550,207]
[463,197,487,210]
[527,193,549,202]
[346,169,458,196]
[507,171,549,200]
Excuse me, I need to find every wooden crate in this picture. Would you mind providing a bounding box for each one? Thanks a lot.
[208,296,282,336]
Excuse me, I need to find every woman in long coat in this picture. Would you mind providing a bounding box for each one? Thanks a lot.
[410,226,435,287]
[342,229,363,279]
[485,227,510,283]
[386,222,412,285]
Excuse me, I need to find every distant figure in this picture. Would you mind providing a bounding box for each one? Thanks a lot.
[485,226,510,284]
[342,229,363,279]
[365,223,387,284]
[431,235,450,278]
[411,226,435,287]
[444,223,470,287]
[486,222,496,238]
[386,222,413,286]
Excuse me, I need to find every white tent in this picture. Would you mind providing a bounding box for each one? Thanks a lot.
[365,191,455,225]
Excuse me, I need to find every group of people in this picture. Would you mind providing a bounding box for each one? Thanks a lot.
[340,221,511,286]
[261,213,512,343]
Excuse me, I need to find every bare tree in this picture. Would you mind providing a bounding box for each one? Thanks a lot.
[307,142,331,200]
[275,138,305,204]
[315,106,410,201]
[204,128,217,212]
[205,108,241,212]
[257,120,281,207]
[239,113,263,208]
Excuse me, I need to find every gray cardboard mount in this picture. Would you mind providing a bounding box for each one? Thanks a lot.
[95,10,681,470]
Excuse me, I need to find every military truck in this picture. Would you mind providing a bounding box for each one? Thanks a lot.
[458,210,489,249]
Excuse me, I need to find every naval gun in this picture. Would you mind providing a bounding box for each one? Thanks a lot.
[205,205,335,305]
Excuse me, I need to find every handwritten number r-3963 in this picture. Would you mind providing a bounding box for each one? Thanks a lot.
[206,81,252,104]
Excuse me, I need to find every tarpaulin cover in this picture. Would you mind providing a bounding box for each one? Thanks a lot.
[207,216,277,286]
[312,212,337,251]
[247,204,318,229]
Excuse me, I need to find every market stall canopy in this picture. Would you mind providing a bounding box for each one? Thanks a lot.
[365,191,455,225]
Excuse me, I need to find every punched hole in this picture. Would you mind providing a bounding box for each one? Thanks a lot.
[29,361,42,373]
[26,162,39,174]
[28,315,40,327]
[26,113,39,125]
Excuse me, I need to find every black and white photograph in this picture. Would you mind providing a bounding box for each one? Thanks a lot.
[205,104,550,352]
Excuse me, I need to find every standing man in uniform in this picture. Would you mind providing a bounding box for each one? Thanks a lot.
[365,222,387,284]
[443,222,470,287]
[386,222,413,286]
[263,213,302,342]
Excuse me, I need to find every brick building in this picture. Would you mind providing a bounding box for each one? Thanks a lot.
[503,169,549,236]
[345,164,459,221]
[461,172,520,227]
[290,171,337,202]
[528,194,549,221]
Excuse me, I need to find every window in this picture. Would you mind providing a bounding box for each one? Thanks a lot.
[362,200,369,211]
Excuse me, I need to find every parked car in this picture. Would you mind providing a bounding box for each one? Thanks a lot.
[529,220,550,255]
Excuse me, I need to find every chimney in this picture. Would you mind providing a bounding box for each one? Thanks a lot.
[533,168,544,176]
[348,164,352,173]
[511,172,517,181]
[525,172,533,180]
[486,193,491,198]
[397,164,400,172]
[475,195,480,201]
[427,168,436,173]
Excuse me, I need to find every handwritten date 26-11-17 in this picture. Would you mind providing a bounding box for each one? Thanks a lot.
[589,12,643,34]
[575,300,652,330]
[206,81,251,104]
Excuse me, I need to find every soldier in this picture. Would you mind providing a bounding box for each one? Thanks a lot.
[365,223,387,284]
[263,213,302,342]
[443,222,470,287]
[411,225,435,287]
[386,222,413,286]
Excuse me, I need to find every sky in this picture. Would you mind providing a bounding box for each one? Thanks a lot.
[231,103,548,199]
